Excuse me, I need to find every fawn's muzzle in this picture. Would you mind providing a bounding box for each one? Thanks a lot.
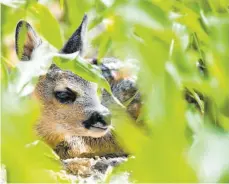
[83,111,111,130]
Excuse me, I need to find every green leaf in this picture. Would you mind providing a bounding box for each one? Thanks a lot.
[28,3,63,49]
[54,56,112,94]
[1,57,10,89]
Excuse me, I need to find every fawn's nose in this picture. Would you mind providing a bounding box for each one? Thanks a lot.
[91,111,111,126]
[83,111,112,130]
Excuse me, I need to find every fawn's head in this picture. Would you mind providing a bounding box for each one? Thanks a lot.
[15,16,112,147]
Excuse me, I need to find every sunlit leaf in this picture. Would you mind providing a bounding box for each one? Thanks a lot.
[54,56,112,94]
[28,3,63,48]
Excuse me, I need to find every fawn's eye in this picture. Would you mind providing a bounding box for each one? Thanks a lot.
[54,88,77,104]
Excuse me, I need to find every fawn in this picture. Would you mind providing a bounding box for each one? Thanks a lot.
[15,15,141,159]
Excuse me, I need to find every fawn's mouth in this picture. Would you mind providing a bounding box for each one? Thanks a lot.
[86,122,111,137]
[83,121,110,132]
[90,122,108,130]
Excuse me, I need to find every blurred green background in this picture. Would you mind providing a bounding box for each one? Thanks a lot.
[1,0,229,182]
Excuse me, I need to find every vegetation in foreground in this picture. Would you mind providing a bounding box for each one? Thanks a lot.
[1,0,229,182]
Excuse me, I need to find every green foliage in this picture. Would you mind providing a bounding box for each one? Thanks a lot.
[1,0,229,182]
[54,56,112,94]
[1,92,62,182]
[29,3,63,48]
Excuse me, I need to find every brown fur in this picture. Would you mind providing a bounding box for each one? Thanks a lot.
[15,18,137,161]
[33,66,124,158]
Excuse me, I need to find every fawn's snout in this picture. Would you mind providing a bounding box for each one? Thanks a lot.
[82,109,112,137]
[83,111,111,130]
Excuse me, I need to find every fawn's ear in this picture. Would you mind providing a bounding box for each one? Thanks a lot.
[15,20,42,61]
[61,14,88,55]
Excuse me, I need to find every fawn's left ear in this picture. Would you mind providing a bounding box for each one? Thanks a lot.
[60,14,88,55]
[15,20,42,61]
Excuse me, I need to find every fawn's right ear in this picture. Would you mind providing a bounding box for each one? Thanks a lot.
[60,14,88,55]
[15,20,42,61]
